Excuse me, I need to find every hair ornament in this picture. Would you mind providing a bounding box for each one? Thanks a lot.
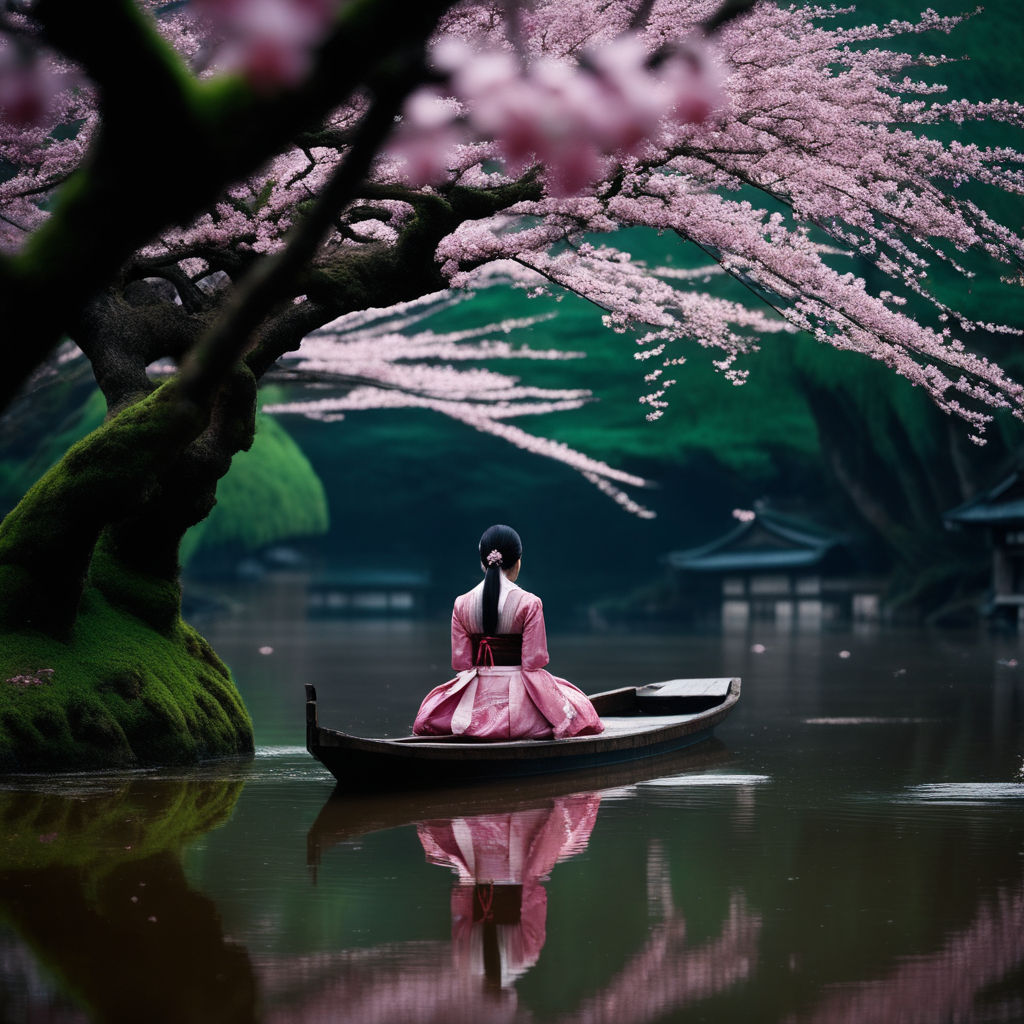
[486,549,503,568]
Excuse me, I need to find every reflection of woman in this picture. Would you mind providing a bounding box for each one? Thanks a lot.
[413,524,604,740]
[417,793,603,990]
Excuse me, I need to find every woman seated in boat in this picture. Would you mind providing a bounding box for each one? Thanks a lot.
[413,524,604,741]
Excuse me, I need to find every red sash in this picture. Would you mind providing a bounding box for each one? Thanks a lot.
[471,633,522,666]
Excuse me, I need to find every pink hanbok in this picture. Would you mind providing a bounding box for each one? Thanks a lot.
[413,576,604,740]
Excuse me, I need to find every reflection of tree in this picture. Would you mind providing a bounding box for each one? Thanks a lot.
[790,883,1024,1024]
[557,843,761,1024]
[258,885,761,1024]
[0,780,255,1024]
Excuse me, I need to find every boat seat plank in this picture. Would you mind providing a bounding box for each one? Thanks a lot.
[636,678,733,698]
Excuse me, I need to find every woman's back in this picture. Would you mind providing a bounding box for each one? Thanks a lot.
[413,524,603,741]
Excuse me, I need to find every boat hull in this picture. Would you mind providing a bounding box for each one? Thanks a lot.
[306,677,741,791]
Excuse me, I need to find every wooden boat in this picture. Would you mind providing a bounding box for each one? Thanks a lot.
[305,676,741,790]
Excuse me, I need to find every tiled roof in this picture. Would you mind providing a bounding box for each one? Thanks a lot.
[945,472,1024,525]
[666,511,842,572]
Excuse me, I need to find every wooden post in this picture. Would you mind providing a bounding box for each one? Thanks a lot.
[305,683,318,753]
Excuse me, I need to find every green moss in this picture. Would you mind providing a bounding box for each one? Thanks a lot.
[180,412,329,562]
[28,389,106,474]
[0,777,243,877]
[0,384,203,636]
[0,383,106,514]
[89,534,184,634]
[0,589,253,771]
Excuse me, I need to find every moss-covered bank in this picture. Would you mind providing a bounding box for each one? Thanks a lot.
[0,589,253,771]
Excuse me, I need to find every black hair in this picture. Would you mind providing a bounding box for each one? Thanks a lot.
[478,524,522,634]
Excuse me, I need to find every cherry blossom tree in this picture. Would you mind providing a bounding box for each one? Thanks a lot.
[1,0,1022,767]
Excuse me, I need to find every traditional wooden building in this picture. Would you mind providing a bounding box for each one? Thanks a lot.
[945,470,1024,625]
[666,509,879,627]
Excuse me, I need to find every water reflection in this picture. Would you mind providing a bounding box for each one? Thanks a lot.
[563,852,759,1024]
[296,753,763,1024]
[0,778,254,1023]
[417,793,602,993]
[789,883,1024,1024]
[2,621,1024,1022]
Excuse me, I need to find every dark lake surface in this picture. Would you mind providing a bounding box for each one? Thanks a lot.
[2,603,1023,1023]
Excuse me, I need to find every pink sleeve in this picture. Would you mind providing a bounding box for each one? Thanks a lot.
[451,603,474,671]
[520,597,550,671]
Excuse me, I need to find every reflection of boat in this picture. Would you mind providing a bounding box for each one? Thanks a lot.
[305,676,741,790]
[307,740,732,873]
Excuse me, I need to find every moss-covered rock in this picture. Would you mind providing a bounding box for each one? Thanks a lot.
[0,588,253,771]
[0,383,203,638]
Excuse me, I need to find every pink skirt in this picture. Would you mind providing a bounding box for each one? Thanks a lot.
[413,665,604,741]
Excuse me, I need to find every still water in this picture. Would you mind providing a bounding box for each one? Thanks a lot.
[1,611,1022,1023]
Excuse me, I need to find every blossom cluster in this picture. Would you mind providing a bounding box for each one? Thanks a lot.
[0,37,60,127]
[426,2,1024,436]
[391,32,721,195]
[5,668,55,689]
[190,0,338,90]
[0,0,336,133]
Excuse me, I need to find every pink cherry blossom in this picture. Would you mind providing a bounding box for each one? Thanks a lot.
[3,0,1024,507]
[389,22,722,196]
[0,46,55,126]
[192,0,337,88]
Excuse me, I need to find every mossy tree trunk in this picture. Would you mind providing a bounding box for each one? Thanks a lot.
[0,284,270,766]
[0,386,205,638]
[0,379,257,769]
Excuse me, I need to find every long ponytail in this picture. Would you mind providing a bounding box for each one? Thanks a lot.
[478,524,522,634]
